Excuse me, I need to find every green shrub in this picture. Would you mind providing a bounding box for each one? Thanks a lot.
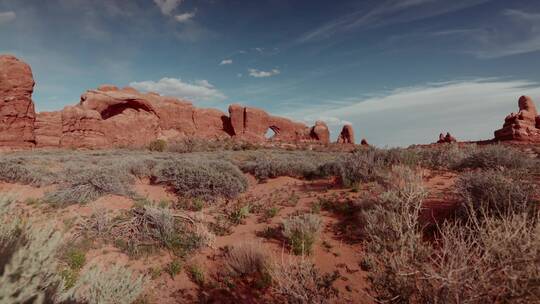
[187,264,206,286]
[282,214,322,255]
[156,159,248,201]
[148,139,167,152]
[165,259,182,278]
[66,248,86,271]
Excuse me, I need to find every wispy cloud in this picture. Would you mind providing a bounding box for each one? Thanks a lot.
[174,11,195,23]
[248,68,280,78]
[219,59,233,65]
[153,0,183,16]
[312,78,540,146]
[298,0,490,43]
[130,77,226,102]
[0,11,16,24]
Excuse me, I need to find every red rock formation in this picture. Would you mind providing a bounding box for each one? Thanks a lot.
[0,55,36,147]
[436,132,457,144]
[35,112,62,147]
[360,138,369,146]
[309,121,330,144]
[337,125,355,144]
[494,96,540,142]
[1,55,353,149]
[227,104,321,143]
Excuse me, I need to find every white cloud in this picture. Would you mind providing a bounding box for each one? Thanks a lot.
[219,59,233,65]
[130,77,226,102]
[154,0,183,16]
[174,11,195,23]
[248,68,280,78]
[302,115,352,128]
[297,0,489,43]
[0,11,16,24]
[300,79,540,147]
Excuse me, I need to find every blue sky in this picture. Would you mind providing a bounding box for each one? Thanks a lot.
[1,0,540,146]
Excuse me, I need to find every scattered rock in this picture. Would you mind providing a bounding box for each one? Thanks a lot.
[436,132,457,144]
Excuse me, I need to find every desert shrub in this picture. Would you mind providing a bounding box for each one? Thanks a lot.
[187,264,206,286]
[0,159,54,185]
[456,144,535,171]
[111,206,214,257]
[282,214,322,255]
[225,242,270,277]
[270,259,338,304]
[61,264,147,304]
[412,144,473,169]
[239,154,317,181]
[320,149,392,187]
[456,170,536,219]
[148,139,167,152]
[155,159,248,201]
[46,167,133,206]
[0,193,63,303]
[361,166,540,303]
[165,259,183,278]
[0,224,62,304]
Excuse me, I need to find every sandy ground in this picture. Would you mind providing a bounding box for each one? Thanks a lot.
[0,171,461,304]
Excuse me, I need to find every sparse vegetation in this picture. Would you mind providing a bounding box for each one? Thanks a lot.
[0,194,63,304]
[225,242,270,277]
[360,165,540,303]
[270,259,339,304]
[61,264,147,304]
[282,213,322,255]
[156,159,248,201]
[46,167,133,206]
[148,139,167,152]
[456,169,537,219]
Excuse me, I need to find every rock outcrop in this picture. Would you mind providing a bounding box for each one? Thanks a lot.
[227,104,326,143]
[337,125,355,144]
[494,96,540,142]
[309,121,330,144]
[437,132,457,144]
[35,112,62,147]
[0,55,355,149]
[0,55,36,147]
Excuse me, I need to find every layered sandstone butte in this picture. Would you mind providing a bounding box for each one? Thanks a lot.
[0,55,36,147]
[337,124,355,144]
[494,96,540,142]
[0,54,354,149]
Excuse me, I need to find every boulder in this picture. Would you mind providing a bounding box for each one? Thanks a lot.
[360,138,369,146]
[337,124,355,144]
[494,96,540,142]
[0,55,36,147]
